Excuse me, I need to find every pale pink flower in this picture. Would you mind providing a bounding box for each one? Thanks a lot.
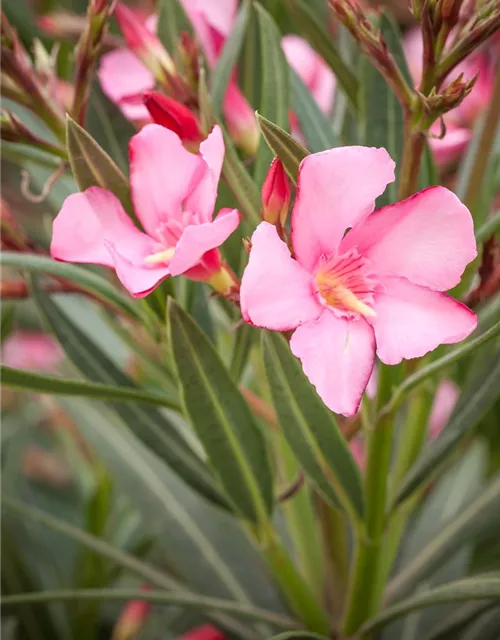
[404,28,494,166]
[2,331,62,373]
[282,35,336,114]
[428,378,459,439]
[51,125,240,298]
[240,147,477,416]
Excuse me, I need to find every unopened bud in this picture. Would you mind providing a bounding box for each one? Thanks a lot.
[114,2,174,80]
[223,84,259,155]
[261,158,291,228]
[143,91,203,149]
[179,625,225,640]
[439,0,463,27]
[112,588,151,640]
[178,31,200,90]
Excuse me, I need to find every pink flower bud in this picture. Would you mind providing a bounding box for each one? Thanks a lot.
[222,81,259,156]
[112,588,151,640]
[179,625,225,640]
[143,91,203,148]
[261,158,291,227]
[114,2,174,78]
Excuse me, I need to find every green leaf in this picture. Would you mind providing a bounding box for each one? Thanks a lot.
[361,576,500,634]
[358,13,405,205]
[0,252,140,320]
[167,299,274,524]
[262,332,364,520]
[269,634,329,640]
[199,70,261,226]
[427,602,496,640]
[157,0,192,56]
[1,304,15,345]
[256,113,309,184]
[1,365,179,409]
[254,3,291,185]
[284,0,358,110]
[395,347,500,505]
[66,116,134,217]
[290,70,338,153]
[211,0,252,115]
[386,474,500,604]
[0,589,298,629]
[32,284,227,510]
[475,210,500,244]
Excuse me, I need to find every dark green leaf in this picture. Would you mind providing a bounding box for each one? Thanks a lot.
[291,70,338,152]
[427,602,496,640]
[262,332,364,520]
[362,576,500,634]
[256,113,308,184]
[32,284,227,509]
[211,0,252,115]
[157,0,192,55]
[254,3,291,185]
[1,365,178,408]
[1,304,15,345]
[284,0,358,110]
[0,252,140,320]
[168,299,274,524]
[66,116,134,217]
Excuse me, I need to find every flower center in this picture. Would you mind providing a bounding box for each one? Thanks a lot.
[314,249,377,318]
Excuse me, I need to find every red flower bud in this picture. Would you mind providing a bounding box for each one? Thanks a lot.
[178,625,225,640]
[112,587,151,640]
[143,92,203,148]
[261,157,291,228]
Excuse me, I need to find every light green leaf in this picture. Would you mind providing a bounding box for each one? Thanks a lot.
[1,365,178,409]
[284,0,358,110]
[1,304,15,345]
[291,70,338,153]
[262,332,364,520]
[66,116,134,217]
[361,576,500,634]
[386,475,500,604]
[167,299,274,524]
[156,0,192,55]
[211,0,252,115]
[256,113,308,184]
[199,70,261,226]
[475,210,500,244]
[254,3,291,185]
[394,346,500,505]
[0,252,140,320]
[32,284,226,510]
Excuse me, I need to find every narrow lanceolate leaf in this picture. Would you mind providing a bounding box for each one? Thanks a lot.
[199,70,261,226]
[256,113,309,184]
[0,252,140,320]
[291,70,338,153]
[284,0,358,110]
[386,474,500,604]
[211,0,252,115]
[361,576,500,634]
[395,350,500,505]
[168,299,274,524]
[66,116,134,216]
[262,332,364,520]
[1,304,15,344]
[1,365,178,409]
[254,3,291,185]
[157,0,191,55]
[32,283,227,510]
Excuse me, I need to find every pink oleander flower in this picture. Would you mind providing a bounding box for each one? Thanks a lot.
[179,625,225,640]
[404,28,494,166]
[98,0,258,153]
[2,331,62,373]
[240,146,477,416]
[50,125,240,298]
[282,35,336,115]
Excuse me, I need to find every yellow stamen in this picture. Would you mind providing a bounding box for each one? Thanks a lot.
[316,273,376,318]
[209,266,237,295]
[144,247,175,265]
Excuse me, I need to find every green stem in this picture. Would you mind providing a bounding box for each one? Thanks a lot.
[398,121,426,200]
[342,367,395,635]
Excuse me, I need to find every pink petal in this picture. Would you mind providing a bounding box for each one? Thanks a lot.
[290,311,375,417]
[370,276,478,365]
[2,332,62,372]
[129,124,205,236]
[105,241,170,298]
[341,186,477,291]
[429,125,471,167]
[184,125,225,223]
[222,80,259,155]
[292,147,396,273]
[51,189,117,267]
[98,48,154,121]
[240,222,322,331]
[429,379,459,439]
[168,208,240,276]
